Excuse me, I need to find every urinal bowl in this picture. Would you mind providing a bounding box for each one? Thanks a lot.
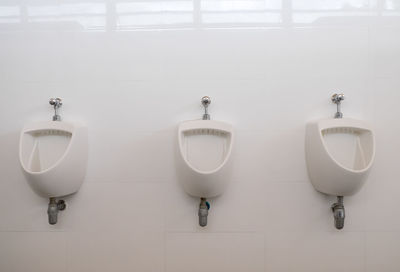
[176,120,234,198]
[19,121,88,198]
[306,118,375,196]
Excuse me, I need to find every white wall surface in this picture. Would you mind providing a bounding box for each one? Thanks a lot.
[0,0,400,271]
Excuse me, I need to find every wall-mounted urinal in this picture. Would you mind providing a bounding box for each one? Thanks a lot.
[176,96,234,227]
[19,98,88,225]
[305,93,375,229]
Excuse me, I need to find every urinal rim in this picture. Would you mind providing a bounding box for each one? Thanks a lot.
[317,118,376,174]
[19,121,85,175]
[178,119,234,175]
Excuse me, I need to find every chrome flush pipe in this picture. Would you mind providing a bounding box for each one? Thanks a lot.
[201,96,211,120]
[49,98,62,121]
[47,197,66,225]
[331,196,345,230]
[331,93,345,119]
[331,93,346,229]
[198,96,212,227]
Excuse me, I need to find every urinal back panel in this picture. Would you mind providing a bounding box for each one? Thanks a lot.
[183,129,230,172]
[359,131,374,168]
[24,130,72,172]
[322,128,373,171]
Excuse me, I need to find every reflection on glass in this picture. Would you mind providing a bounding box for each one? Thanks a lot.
[382,0,400,17]
[0,0,399,31]
[0,5,19,23]
[25,2,106,29]
[293,12,369,23]
[201,0,282,11]
[117,1,193,13]
[201,0,281,24]
[385,0,400,9]
[292,0,375,24]
[203,12,281,23]
[116,1,193,29]
[0,5,19,16]
[27,5,59,16]
[118,13,193,27]
[293,0,369,10]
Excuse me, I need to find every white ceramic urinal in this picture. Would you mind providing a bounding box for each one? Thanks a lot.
[19,98,88,224]
[306,118,375,196]
[20,121,88,198]
[176,97,234,227]
[305,93,375,229]
[178,119,234,197]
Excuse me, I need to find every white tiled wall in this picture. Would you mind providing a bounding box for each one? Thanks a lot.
[0,1,399,271]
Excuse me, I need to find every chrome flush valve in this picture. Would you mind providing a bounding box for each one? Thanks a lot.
[331,93,345,119]
[201,96,211,120]
[49,98,62,121]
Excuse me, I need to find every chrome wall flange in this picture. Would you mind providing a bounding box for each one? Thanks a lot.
[49,98,62,121]
[201,96,211,120]
[331,93,345,119]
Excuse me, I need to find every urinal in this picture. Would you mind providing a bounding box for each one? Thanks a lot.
[19,98,88,224]
[305,93,375,229]
[176,96,234,227]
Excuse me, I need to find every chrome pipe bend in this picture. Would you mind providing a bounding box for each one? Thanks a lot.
[331,196,345,230]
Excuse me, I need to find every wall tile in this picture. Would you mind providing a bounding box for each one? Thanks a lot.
[162,27,369,80]
[266,182,367,232]
[86,130,176,182]
[371,27,400,77]
[365,179,400,231]
[166,233,264,272]
[266,231,365,272]
[166,178,267,232]
[67,230,164,272]
[62,182,165,232]
[0,232,67,272]
[366,232,400,272]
